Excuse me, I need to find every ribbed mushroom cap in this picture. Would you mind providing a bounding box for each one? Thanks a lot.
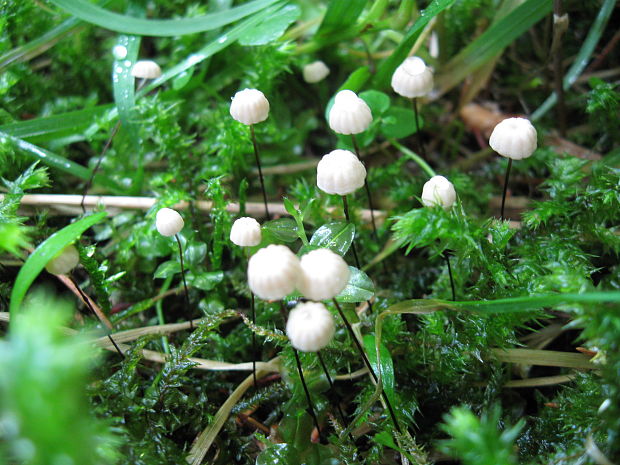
[317,149,366,195]
[247,244,300,300]
[45,244,80,276]
[303,60,330,83]
[421,175,457,210]
[328,90,373,135]
[230,217,262,247]
[229,88,270,125]
[489,117,537,160]
[286,301,335,352]
[156,208,184,237]
[131,60,162,79]
[391,56,434,98]
[298,248,350,300]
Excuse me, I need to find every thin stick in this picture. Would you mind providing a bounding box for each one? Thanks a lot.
[175,234,193,330]
[412,98,427,158]
[250,125,270,220]
[292,347,322,440]
[500,158,513,221]
[552,0,567,136]
[245,248,258,388]
[351,134,378,240]
[332,299,401,433]
[317,351,353,440]
[69,275,123,358]
[444,253,456,301]
[80,120,121,213]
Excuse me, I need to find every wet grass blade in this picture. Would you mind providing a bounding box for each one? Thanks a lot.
[532,0,615,121]
[48,0,280,36]
[434,0,552,97]
[9,211,107,315]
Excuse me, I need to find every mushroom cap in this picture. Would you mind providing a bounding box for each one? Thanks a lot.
[229,88,270,125]
[317,149,367,196]
[489,117,537,160]
[230,217,262,247]
[156,208,184,237]
[298,248,350,300]
[303,60,330,83]
[45,244,80,276]
[286,301,335,352]
[391,56,434,98]
[131,60,162,79]
[421,175,457,210]
[247,244,300,300]
[328,90,373,135]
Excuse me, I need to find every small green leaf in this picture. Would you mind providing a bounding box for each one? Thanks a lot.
[336,266,374,302]
[184,242,207,266]
[9,211,107,315]
[309,222,355,256]
[256,443,301,465]
[315,0,367,38]
[263,218,299,243]
[154,260,181,279]
[188,271,224,291]
[172,68,194,91]
[364,334,396,407]
[238,4,300,46]
[359,90,390,116]
[380,106,418,139]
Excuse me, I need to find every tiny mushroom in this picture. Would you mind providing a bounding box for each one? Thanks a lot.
[45,244,80,276]
[286,301,335,352]
[230,217,262,247]
[229,88,270,126]
[247,244,300,300]
[298,248,350,301]
[421,175,457,210]
[391,56,434,98]
[489,117,537,160]
[328,90,372,135]
[316,149,367,196]
[155,208,184,237]
[303,60,330,84]
[131,60,162,80]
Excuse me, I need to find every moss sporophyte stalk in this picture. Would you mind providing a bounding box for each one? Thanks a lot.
[2,0,620,463]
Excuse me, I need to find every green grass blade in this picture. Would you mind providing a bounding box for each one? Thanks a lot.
[0,105,113,141]
[48,0,280,36]
[9,211,107,315]
[372,0,455,89]
[315,0,367,38]
[0,131,121,192]
[532,0,615,121]
[434,0,552,97]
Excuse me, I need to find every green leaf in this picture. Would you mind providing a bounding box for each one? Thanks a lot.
[263,217,299,243]
[309,222,355,256]
[238,4,300,46]
[187,271,224,291]
[315,0,367,38]
[363,334,396,407]
[359,90,390,116]
[9,211,107,315]
[336,266,374,303]
[48,0,280,36]
[154,260,181,279]
[380,106,418,139]
[373,0,455,88]
[435,0,552,96]
[256,443,302,465]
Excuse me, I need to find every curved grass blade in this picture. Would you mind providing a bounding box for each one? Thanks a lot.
[315,0,367,39]
[0,131,121,192]
[0,105,113,141]
[532,0,615,121]
[372,0,455,89]
[9,211,107,315]
[434,0,552,97]
[48,0,280,37]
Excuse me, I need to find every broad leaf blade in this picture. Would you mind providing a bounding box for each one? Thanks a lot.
[364,334,396,407]
[309,222,355,256]
[336,266,374,303]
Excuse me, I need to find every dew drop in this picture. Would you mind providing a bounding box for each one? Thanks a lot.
[112,45,127,60]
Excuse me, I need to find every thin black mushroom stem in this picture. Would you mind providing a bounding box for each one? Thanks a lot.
[174,234,193,330]
[443,252,456,301]
[250,125,270,220]
[412,97,427,158]
[68,275,124,358]
[316,350,353,441]
[350,134,378,241]
[246,248,258,389]
[331,298,402,434]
